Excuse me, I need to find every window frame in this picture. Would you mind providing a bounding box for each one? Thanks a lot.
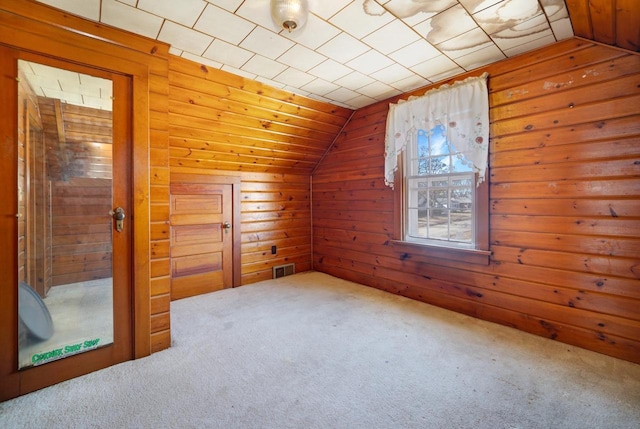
[392,153,490,266]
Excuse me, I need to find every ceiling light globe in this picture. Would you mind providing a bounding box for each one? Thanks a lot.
[271,0,309,32]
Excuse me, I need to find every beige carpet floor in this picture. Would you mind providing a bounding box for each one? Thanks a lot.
[1,271,639,428]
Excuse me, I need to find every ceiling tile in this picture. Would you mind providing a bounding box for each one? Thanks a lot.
[382,0,457,25]
[138,0,206,27]
[459,0,504,14]
[410,55,462,80]
[254,76,286,89]
[455,43,505,69]
[357,80,400,100]
[203,39,253,68]
[491,16,552,51]
[241,55,288,79]
[436,27,493,59]
[390,74,431,92]
[281,14,341,50]
[79,74,111,96]
[116,0,136,6]
[362,19,420,55]
[324,86,362,103]
[541,0,569,21]
[82,94,112,110]
[158,21,213,55]
[205,0,244,13]
[43,88,83,105]
[240,26,295,60]
[236,0,279,31]
[388,39,441,68]
[181,52,223,69]
[316,32,371,64]
[330,0,395,39]
[308,59,353,82]
[300,78,341,96]
[310,0,354,20]
[221,65,257,80]
[502,33,556,57]
[550,17,573,40]
[195,4,255,44]
[473,0,543,35]
[344,94,377,109]
[370,63,415,85]
[346,49,395,75]
[26,73,61,91]
[273,68,316,88]
[277,44,327,72]
[417,4,477,45]
[101,0,163,40]
[36,0,100,20]
[334,71,376,91]
[429,66,467,83]
[283,85,310,97]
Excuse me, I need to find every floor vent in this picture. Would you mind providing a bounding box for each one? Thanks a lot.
[273,263,295,279]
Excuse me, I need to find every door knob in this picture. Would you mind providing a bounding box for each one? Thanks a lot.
[109,207,125,232]
[222,221,231,232]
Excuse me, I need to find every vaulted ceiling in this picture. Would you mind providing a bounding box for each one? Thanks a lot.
[34,0,639,110]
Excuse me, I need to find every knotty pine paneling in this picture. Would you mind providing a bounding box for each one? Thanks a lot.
[312,38,640,364]
[167,55,351,176]
[167,55,350,285]
[240,173,312,284]
[566,0,640,52]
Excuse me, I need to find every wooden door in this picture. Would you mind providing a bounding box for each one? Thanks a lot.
[0,47,133,398]
[170,175,240,300]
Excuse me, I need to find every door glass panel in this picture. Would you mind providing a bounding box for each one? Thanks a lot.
[17,60,114,369]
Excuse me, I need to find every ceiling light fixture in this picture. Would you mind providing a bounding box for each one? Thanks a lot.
[270,0,309,33]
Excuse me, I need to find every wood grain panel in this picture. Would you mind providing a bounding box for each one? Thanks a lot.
[168,55,351,176]
[312,38,640,364]
[567,0,640,52]
[167,54,334,285]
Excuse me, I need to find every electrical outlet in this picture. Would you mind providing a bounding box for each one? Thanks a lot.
[271,245,277,255]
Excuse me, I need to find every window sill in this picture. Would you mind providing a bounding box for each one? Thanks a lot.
[389,240,491,266]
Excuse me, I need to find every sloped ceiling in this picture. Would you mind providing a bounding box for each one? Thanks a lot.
[565,0,640,52]
[33,0,638,110]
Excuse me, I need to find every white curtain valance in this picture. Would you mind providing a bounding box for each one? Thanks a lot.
[384,72,490,188]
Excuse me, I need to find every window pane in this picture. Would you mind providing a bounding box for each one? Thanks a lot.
[427,209,449,240]
[451,210,472,242]
[428,189,447,208]
[428,156,449,175]
[429,125,448,155]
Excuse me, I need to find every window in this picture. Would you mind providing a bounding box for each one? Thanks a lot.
[406,126,476,248]
[384,73,490,263]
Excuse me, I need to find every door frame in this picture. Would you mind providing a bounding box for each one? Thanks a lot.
[0,13,151,400]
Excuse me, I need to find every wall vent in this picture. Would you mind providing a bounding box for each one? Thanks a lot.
[273,263,295,279]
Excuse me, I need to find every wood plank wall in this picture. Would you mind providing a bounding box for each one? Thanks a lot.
[49,177,112,286]
[312,38,640,364]
[148,46,171,354]
[167,56,351,286]
[34,99,114,287]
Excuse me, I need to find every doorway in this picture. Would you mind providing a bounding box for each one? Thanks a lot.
[1,48,134,396]
[170,173,242,300]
